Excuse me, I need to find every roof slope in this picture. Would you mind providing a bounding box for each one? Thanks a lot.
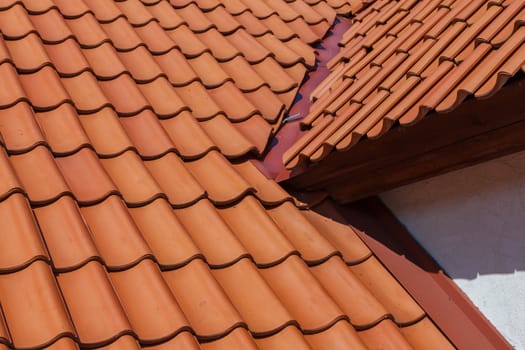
[283,0,525,168]
[0,0,452,349]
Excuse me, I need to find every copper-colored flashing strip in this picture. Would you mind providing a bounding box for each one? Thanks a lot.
[310,197,513,350]
[261,17,353,180]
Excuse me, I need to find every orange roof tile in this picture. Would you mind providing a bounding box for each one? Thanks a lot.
[0,0,454,349]
[284,0,525,168]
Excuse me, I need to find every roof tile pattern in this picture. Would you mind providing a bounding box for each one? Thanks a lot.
[283,0,525,168]
[0,0,453,349]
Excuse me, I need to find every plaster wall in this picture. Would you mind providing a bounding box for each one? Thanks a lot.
[380,150,525,350]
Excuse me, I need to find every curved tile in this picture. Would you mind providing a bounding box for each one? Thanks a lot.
[144,331,200,350]
[310,256,390,328]
[96,335,140,350]
[212,258,294,335]
[55,147,118,205]
[82,42,127,79]
[267,201,338,263]
[265,0,302,22]
[61,71,112,113]
[208,82,258,121]
[233,160,290,205]
[153,48,199,87]
[65,13,110,48]
[83,0,123,23]
[260,14,297,41]
[4,32,50,73]
[255,325,311,350]
[199,115,258,157]
[219,56,267,92]
[218,196,296,266]
[475,43,525,99]
[80,195,153,269]
[195,28,241,61]
[244,86,285,123]
[252,57,297,93]
[175,199,249,267]
[0,147,22,201]
[204,6,243,35]
[173,81,223,120]
[21,0,56,14]
[35,104,91,155]
[227,29,272,63]
[233,115,273,155]
[77,107,134,157]
[119,109,176,158]
[44,39,90,76]
[10,145,71,204]
[185,150,254,205]
[235,11,271,37]
[188,52,232,88]
[136,77,189,118]
[357,319,413,350]
[146,0,186,30]
[144,152,205,207]
[0,4,35,40]
[0,193,48,272]
[240,0,276,19]
[305,320,367,350]
[200,327,258,350]
[134,21,178,54]
[33,196,100,271]
[117,46,164,83]
[161,258,245,340]
[18,67,71,110]
[400,317,455,350]
[42,336,79,350]
[128,198,202,268]
[99,150,163,205]
[159,111,216,159]
[168,25,211,58]
[177,3,215,33]
[302,209,371,264]
[30,8,74,43]
[259,255,345,332]
[0,260,76,349]
[221,0,249,16]
[0,62,27,108]
[0,101,45,153]
[57,261,133,347]
[349,256,425,325]
[108,259,191,343]
[100,16,143,51]
[98,74,148,116]
[53,0,90,18]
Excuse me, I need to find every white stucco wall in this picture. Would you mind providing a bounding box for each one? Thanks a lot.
[380,150,525,350]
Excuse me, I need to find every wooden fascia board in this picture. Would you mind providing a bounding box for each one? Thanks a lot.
[284,79,525,203]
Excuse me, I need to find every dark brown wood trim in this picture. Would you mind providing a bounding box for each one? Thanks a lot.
[284,78,525,203]
[311,197,513,350]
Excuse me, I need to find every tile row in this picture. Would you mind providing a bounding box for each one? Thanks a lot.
[1,145,294,207]
[283,0,525,168]
[0,190,447,349]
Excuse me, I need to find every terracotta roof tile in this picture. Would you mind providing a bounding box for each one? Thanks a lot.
[255,326,311,350]
[305,320,367,349]
[0,102,45,153]
[33,196,99,271]
[0,0,455,348]
[285,0,525,168]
